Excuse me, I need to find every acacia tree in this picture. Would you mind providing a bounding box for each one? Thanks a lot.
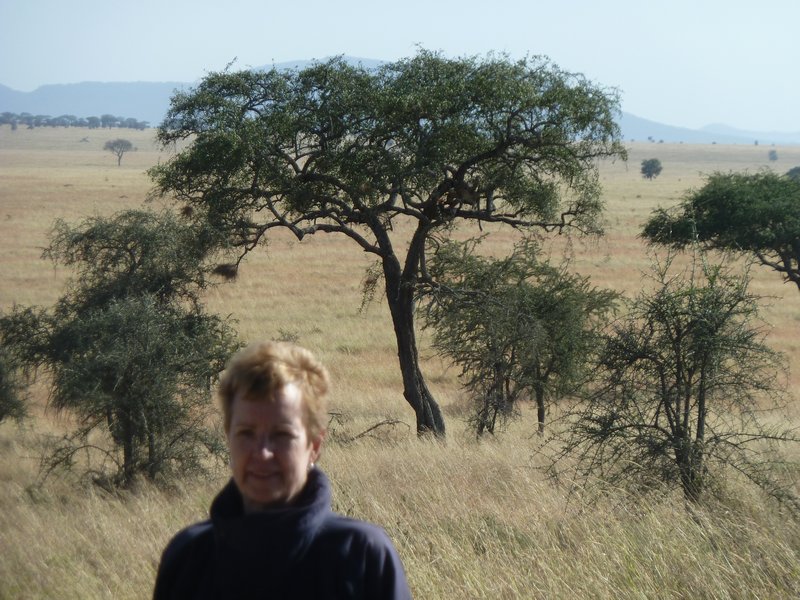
[642,171,800,291]
[640,158,663,180]
[422,238,616,436]
[0,210,239,486]
[104,138,134,165]
[150,51,626,435]
[557,254,796,505]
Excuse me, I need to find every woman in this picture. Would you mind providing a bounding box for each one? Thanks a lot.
[153,341,411,599]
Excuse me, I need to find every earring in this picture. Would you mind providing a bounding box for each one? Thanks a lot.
[308,462,315,471]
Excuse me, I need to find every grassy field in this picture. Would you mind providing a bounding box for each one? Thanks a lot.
[1,125,800,598]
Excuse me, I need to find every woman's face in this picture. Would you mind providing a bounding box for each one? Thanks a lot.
[227,383,322,513]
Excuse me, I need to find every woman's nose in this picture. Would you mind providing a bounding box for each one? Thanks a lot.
[255,435,274,458]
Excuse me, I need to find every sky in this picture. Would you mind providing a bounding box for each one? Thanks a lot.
[1,0,798,133]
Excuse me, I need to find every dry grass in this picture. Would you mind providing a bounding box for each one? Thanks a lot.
[1,126,799,598]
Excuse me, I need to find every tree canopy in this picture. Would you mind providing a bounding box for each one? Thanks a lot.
[104,138,134,165]
[42,209,222,311]
[150,50,626,435]
[640,158,663,180]
[642,171,800,291]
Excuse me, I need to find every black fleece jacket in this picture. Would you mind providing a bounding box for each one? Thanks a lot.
[153,469,411,599]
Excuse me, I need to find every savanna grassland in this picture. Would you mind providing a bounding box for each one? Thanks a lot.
[1,125,800,599]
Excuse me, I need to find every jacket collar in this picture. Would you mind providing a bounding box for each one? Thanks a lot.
[209,468,332,583]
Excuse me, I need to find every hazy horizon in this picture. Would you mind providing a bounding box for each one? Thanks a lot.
[1,0,798,133]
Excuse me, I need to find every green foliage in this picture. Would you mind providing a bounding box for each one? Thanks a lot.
[103,138,134,165]
[43,209,222,311]
[153,52,625,237]
[422,238,617,436]
[786,166,800,182]
[642,171,800,291]
[0,209,239,487]
[150,50,626,434]
[557,253,796,506]
[641,158,663,180]
[0,343,27,423]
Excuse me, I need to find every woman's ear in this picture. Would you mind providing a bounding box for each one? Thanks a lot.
[310,429,326,462]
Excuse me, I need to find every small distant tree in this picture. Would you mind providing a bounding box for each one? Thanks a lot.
[0,210,239,487]
[100,114,119,128]
[422,238,616,436]
[768,149,779,162]
[104,138,134,166]
[641,158,663,180]
[121,117,148,130]
[643,171,800,292]
[556,253,797,506]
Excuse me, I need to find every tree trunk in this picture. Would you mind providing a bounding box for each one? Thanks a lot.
[121,415,136,486]
[146,417,158,480]
[382,253,445,436]
[535,387,546,435]
[676,437,704,504]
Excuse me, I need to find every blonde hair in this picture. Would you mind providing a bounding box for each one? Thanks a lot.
[218,341,330,439]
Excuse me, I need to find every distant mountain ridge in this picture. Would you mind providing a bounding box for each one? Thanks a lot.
[619,113,800,146]
[0,81,188,127]
[2,58,799,145]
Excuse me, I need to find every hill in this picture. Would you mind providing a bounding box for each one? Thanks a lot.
[2,58,799,144]
[619,112,800,145]
[0,81,187,127]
